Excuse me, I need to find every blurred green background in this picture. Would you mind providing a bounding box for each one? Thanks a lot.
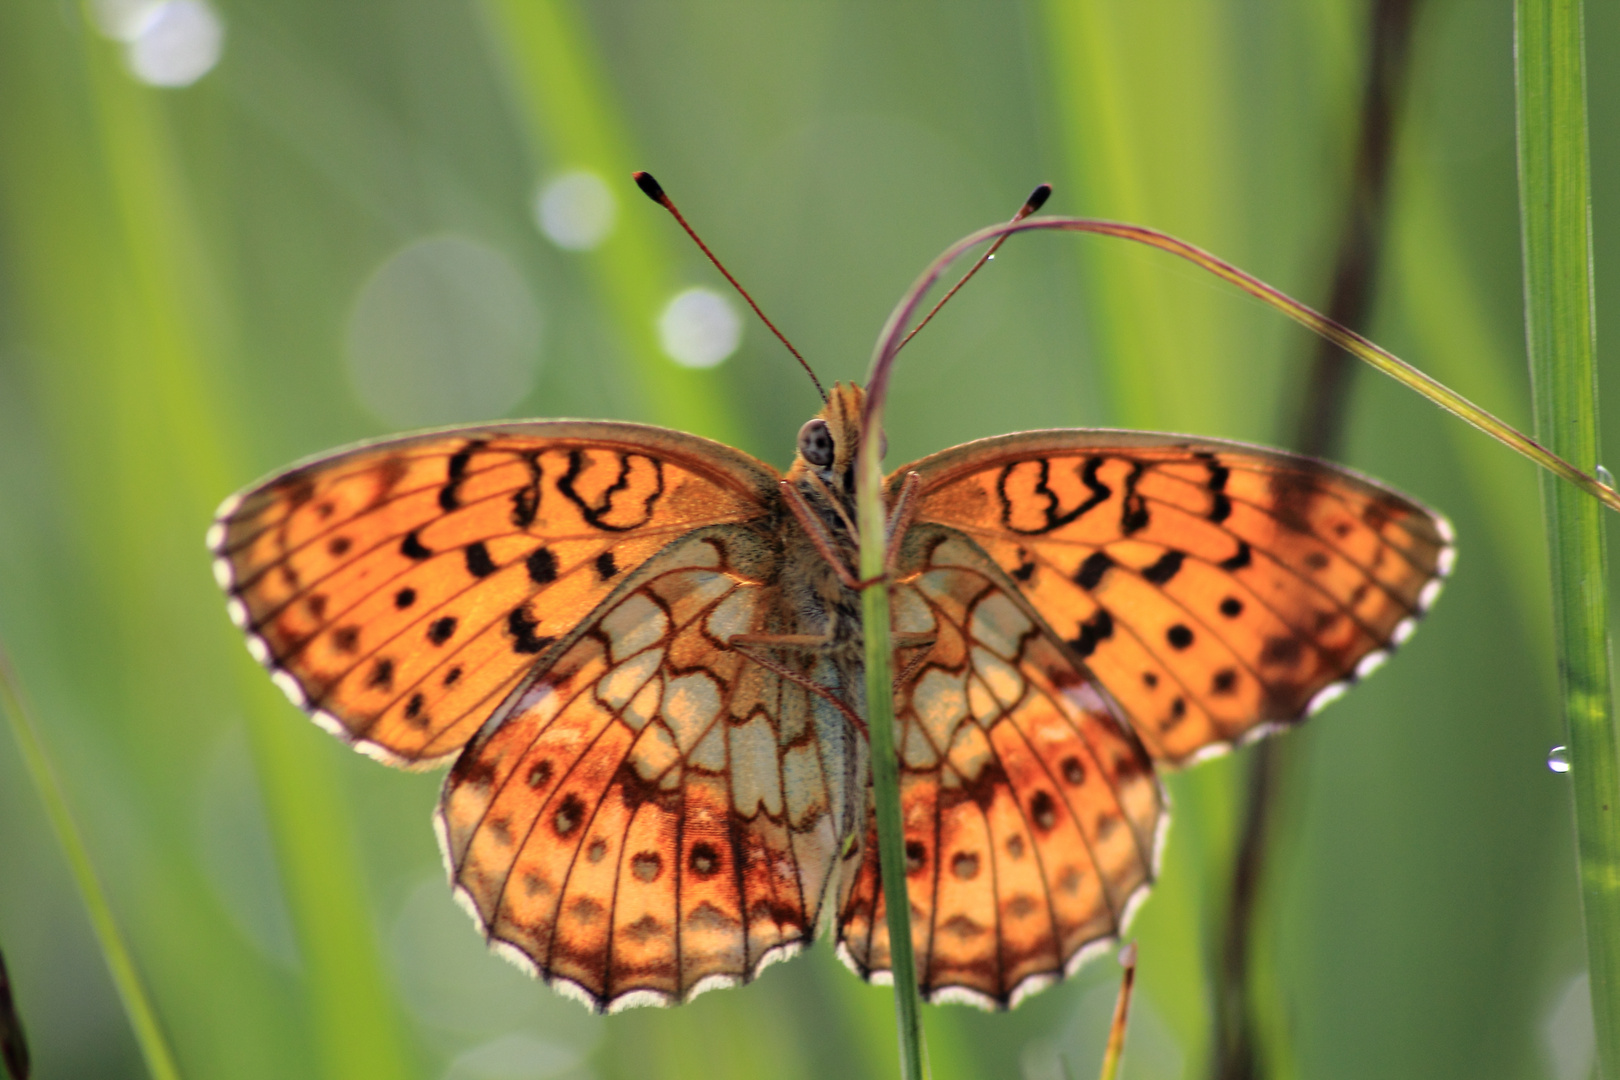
[0,1,1615,1077]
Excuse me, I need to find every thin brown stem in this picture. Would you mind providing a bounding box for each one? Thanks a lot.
[896,183,1052,354]
[1098,943,1139,1080]
[1215,5,1422,1078]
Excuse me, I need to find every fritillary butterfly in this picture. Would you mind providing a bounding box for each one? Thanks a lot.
[208,378,1451,1012]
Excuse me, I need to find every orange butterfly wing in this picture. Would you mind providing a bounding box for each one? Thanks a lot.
[436,529,866,1011]
[837,527,1164,1006]
[892,432,1454,764]
[209,423,780,766]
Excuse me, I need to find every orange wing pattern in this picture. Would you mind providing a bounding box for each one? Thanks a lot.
[436,530,868,1011]
[894,432,1454,764]
[837,528,1163,1007]
[209,423,779,766]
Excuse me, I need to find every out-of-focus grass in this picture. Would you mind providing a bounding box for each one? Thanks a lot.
[0,1,1610,1078]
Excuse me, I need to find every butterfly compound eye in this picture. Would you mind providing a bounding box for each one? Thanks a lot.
[797,418,835,467]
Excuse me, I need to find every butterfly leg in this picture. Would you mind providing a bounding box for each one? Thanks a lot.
[726,634,869,735]
[778,481,870,589]
[733,631,937,698]
[891,634,938,690]
[884,472,922,574]
[780,477,919,590]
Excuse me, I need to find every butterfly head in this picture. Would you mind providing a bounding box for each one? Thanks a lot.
[791,382,867,494]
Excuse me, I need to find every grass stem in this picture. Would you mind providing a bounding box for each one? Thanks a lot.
[1513,0,1620,1073]
[0,645,181,1080]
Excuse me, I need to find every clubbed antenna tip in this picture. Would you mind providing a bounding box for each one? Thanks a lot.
[895,181,1056,354]
[633,171,666,203]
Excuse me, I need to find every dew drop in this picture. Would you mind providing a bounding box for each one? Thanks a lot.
[986,253,996,260]
[1548,745,1571,773]
[1598,465,1615,489]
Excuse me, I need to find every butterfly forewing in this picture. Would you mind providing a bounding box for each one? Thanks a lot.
[894,432,1453,763]
[436,528,866,1012]
[210,423,779,765]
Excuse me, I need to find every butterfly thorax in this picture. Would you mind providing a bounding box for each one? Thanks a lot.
[779,384,867,649]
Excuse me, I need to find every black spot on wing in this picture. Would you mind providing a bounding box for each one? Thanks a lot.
[1068,609,1114,658]
[1075,551,1114,590]
[595,551,618,580]
[1141,550,1184,585]
[439,440,485,512]
[510,450,542,528]
[526,546,558,585]
[1120,462,1149,534]
[401,530,432,561]
[1219,542,1251,571]
[508,605,552,655]
[465,541,497,578]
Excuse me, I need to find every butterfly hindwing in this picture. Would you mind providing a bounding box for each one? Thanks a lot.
[836,527,1165,1008]
[209,422,780,766]
[893,432,1454,763]
[436,528,867,1012]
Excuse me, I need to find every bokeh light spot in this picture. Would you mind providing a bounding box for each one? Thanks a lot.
[345,235,542,428]
[534,171,617,252]
[90,0,164,41]
[125,0,224,87]
[658,287,741,369]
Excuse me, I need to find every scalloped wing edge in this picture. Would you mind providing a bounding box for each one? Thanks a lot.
[832,778,1172,1011]
[431,796,812,1014]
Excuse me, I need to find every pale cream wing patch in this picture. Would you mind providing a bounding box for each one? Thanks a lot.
[436,527,866,1012]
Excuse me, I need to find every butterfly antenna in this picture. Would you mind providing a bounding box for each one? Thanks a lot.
[634,171,828,402]
[895,182,1052,353]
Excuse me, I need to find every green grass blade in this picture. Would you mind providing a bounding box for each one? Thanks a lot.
[1514,1,1620,1074]
[856,438,925,1079]
[857,554,925,1080]
[0,647,182,1080]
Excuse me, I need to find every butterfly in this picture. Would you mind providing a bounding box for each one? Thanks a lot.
[208,378,1452,1013]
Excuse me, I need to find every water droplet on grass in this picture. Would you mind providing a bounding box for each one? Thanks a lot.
[1548,745,1571,773]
